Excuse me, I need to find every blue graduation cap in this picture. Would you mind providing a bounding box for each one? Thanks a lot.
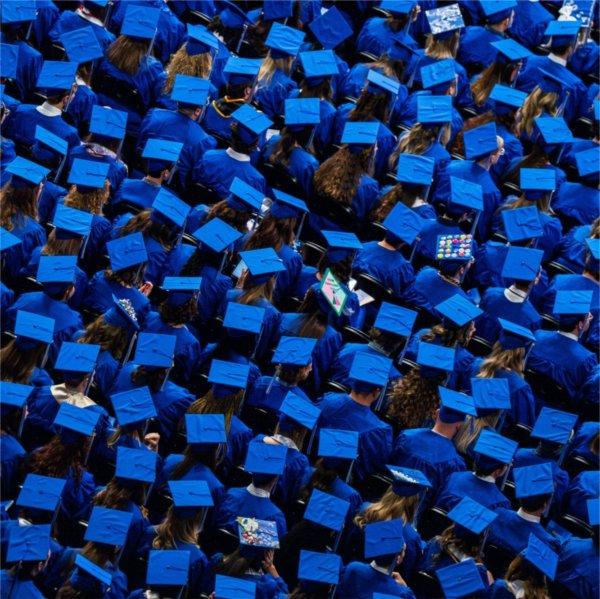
[501,206,543,242]
[0,381,33,412]
[498,318,536,350]
[244,440,287,475]
[514,463,554,498]
[586,237,600,264]
[17,474,66,513]
[396,153,435,186]
[449,176,483,212]
[272,336,316,367]
[208,359,250,395]
[434,294,482,328]
[425,3,464,39]
[341,121,379,146]
[435,234,474,263]
[185,413,227,445]
[490,38,532,63]
[489,83,528,111]
[587,498,599,527]
[437,558,486,598]
[151,188,190,230]
[421,59,456,91]
[72,554,112,593]
[308,6,353,49]
[304,489,349,531]
[520,168,556,199]
[531,407,578,445]
[238,248,285,284]
[386,465,431,497]
[2,1,36,24]
[417,342,456,373]
[480,0,516,21]
[52,204,93,239]
[111,387,157,428]
[89,106,128,140]
[270,188,308,219]
[237,517,279,549]
[321,229,362,263]
[523,534,558,580]
[367,69,400,96]
[121,4,160,39]
[36,61,77,95]
[85,506,133,546]
[1,44,19,80]
[382,202,425,246]
[279,391,320,430]
[228,176,265,212]
[575,147,600,178]
[7,524,51,563]
[0,227,21,253]
[14,310,55,345]
[214,575,256,599]
[54,341,100,374]
[318,428,359,460]
[473,429,518,468]
[500,246,543,283]
[186,23,219,55]
[537,68,567,97]
[107,232,148,271]
[115,446,157,484]
[223,56,262,85]
[380,0,417,15]
[193,217,242,253]
[60,26,103,64]
[161,276,201,308]
[299,49,339,82]
[223,302,265,334]
[374,302,417,337]
[447,496,498,536]
[463,122,499,160]
[171,74,210,107]
[53,403,100,438]
[67,158,110,190]
[417,94,453,124]
[298,550,341,585]
[595,99,600,123]
[262,0,293,21]
[534,116,573,145]
[471,378,511,413]
[265,22,305,58]
[284,98,320,127]
[365,519,405,559]
[348,352,392,391]
[169,480,213,518]
[147,550,190,587]
[553,290,593,327]
[544,19,581,46]
[5,156,49,187]
[218,0,253,28]
[134,332,176,369]
[142,138,183,172]
[231,104,273,144]
[439,386,477,423]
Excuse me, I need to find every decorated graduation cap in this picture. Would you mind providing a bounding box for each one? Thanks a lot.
[500,246,543,283]
[0,381,32,415]
[36,61,77,96]
[115,446,157,484]
[265,21,305,58]
[374,302,417,338]
[60,26,103,64]
[447,496,498,538]
[425,3,464,39]
[480,0,516,22]
[90,105,128,140]
[215,574,256,599]
[437,558,486,599]
[299,49,339,84]
[489,83,528,115]
[272,336,316,367]
[231,104,273,145]
[304,489,349,531]
[186,23,219,56]
[134,332,176,369]
[223,56,262,85]
[473,429,518,470]
[463,122,499,160]
[17,474,66,513]
[5,156,49,188]
[522,534,558,580]
[501,206,543,243]
[284,98,320,132]
[104,296,140,333]
[438,386,477,424]
[514,463,554,498]
[383,202,425,246]
[520,167,556,201]
[364,519,405,559]
[171,74,210,108]
[470,377,511,415]
[107,232,148,272]
[1,0,37,24]
[366,69,400,97]
[185,413,227,445]
[53,403,100,443]
[434,294,482,328]
[575,146,600,181]
[380,0,417,15]
[544,19,581,47]
[416,342,456,378]
[435,234,474,273]
[7,524,51,564]
[449,176,483,213]
[85,506,133,547]
[534,116,573,146]
[228,176,265,212]
[278,391,320,431]
[417,94,453,124]
[193,217,242,254]
[318,428,359,461]
[421,59,456,93]
[237,517,279,560]
[238,248,286,284]
[223,302,265,335]
[396,153,435,187]
[553,289,593,328]
[386,465,431,497]
[308,6,353,49]
[67,158,110,191]
[490,38,533,64]
[321,230,362,263]
[169,480,213,519]
[147,550,190,588]
[142,138,183,173]
[348,351,392,392]
[54,341,99,379]
[151,188,190,230]
[270,188,308,219]
[111,386,157,428]
[244,440,287,475]
[52,204,93,241]
[208,358,250,397]
[14,310,54,350]
[121,3,160,39]
[531,406,578,446]
[298,550,341,585]
[70,554,112,596]
[498,318,536,350]
[161,276,201,308]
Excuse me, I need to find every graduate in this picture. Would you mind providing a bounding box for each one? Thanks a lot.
[567,420,600,467]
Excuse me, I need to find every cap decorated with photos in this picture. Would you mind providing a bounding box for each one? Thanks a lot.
[425,3,464,39]
[386,465,431,497]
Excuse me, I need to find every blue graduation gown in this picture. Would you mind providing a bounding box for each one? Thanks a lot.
[567,421,599,467]
[0,39,42,102]
[65,83,97,135]
[220,415,254,479]
[436,471,510,512]
[457,26,506,71]
[3,216,46,269]
[569,40,600,79]
[330,343,401,388]
[0,284,15,333]
[356,17,419,57]
[556,537,599,599]
[37,181,67,229]
[552,181,600,226]
[509,1,553,49]
[490,123,523,184]
[412,267,472,315]
[317,392,392,481]
[254,70,298,120]
[0,434,26,500]
[201,98,244,142]
[196,265,234,329]
[232,573,287,599]
[48,9,115,50]
[246,376,311,413]
[110,178,161,214]
[564,470,600,522]
[0,572,45,599]
[273,244,304,307]
[337,562,416,599]
[30,0,60,48]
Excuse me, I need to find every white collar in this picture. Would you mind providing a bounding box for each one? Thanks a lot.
[246,484,270,498]
[412,198,426,207]
[517,508,541,523]
[75,7,104,27]
[36,102,62,117]
[473,473,496,483]
[509,580,526,598]
[548,53,568,67]
[226,147,251,162]
[268,434,298,451]
[558,331,579,341]
[50,384,95,408]
[370,561,391,575]
[75,75,88,88]
[504,285,527,304]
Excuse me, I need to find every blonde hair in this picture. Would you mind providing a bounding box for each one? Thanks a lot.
[454,413,500,455]
[477,343,525,379]
[517,88,558,136]
[424,32,460,59]
[164,45,213,94]
[354,487,420,528]
[258,55,294,85]
[153,506,201,548]
[187,388,243,430]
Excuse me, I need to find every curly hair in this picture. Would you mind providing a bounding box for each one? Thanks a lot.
[517,88,558,137]
[355,487,420,528]
[106,35,150,75]
[386,369,441,429]
[0,184,38,230]
[120,209,176,251]
[78,315,130,361]
[0,340,48,384]
[164,45,212,94]
[244,214,295,252]
[26,435,88,484]
[158,296,198,327]
[64,182,109,215]
[369,183,423,222]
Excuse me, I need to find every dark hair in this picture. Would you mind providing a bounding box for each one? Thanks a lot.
[158,296,198,327]
[270,127,314,166]
[348,90,389,123]
[230,122,258,154]
[317,253,353,284]
[243,214,295,252]
[0,340,47,384]
[26,435,88,485]
[120,210,177,251]
[131,365,168,394]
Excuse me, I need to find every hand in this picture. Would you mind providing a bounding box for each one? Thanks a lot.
[144,432,160,451]
[139,282,153,296]
[392,572,407,586]
[262,550,278,576]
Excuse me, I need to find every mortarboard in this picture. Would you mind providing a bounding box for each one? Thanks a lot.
[279,391,320,430]
[386,465,431,497]
[538,68,567,97]
[208,359,250,396]
[450,177,483,212]
[498,318,536,350]
[522,534,558,580]
[53,403,100,439]
[54,341,99,374]
[348,351,392,391]
[193,217,242,253]
[36,61,77,95]
[480,0,516,22]
[308,6,353,49]
[111,387,157,428]
[115,446,157,484]
[298,550,341,585]
[52,204,93,239]
[107,233,148,272]
[396,153,435,186]
[585,237,600,265]
[14,310,55,346]
[514,463,554,498]
[161,276,201,308]
[218,0,253,29]
[231,104,273,144]
[171,74,210,107]
[594,98,600,123]
[374,302,417,337]
[186,23,219,55]
[500,246,543,283]
[134,332,176,369]
[89,105,127,140]
[5,156,49,187]
[265,21,305,58]
[262,0,293,21]
[489,83,528,112]
[367,69,400,97]
[0,381,33,412]
[0,227,21,253]
[67,158,110,190]
[299,49,339,82]
[437,559,486,598]
[142,138,183,172]
[534,116,573,145]
[473,429,518,468]
[531,407,578,445]
[71,554,112,594]
[553,289,593,328]
[463,122,498,160]
[7,525,51,563]
[272,336,316,367]
[341,121,379,146]
[223,302,265,335]
[223,56,262,85]
[417,94,453,124]
[121,4,160,39]
[214,574,256,599]
[438,386,477,423]
[417,342,456,374]
[34,125,68,158]
[501,206,543,242]
[490,38,532,63]
[270,188,308,219]
[151,188,190,230]
[318,428,359,460]
[304,489,349,531]
[17,474,66,513]
[587,498,599,527]
[434,294,482,328]
[0,44,18,80]
[364,519,405,558]
[169,480,213,519]
[147,550,190,587]
[575,147,600,178]
[104,296,140,332]
[321,229,362,263]
[2,1,37,24]
[426,4,464,39]
[85,506,133,546]
[380,0,417,15]
[284,98,320,129]
[382,202,425,246]
[228,176,265,212]
[435,234,474,264]
[237,517,279,554]
[447,496,498,536]
[60,27,103,64]
[244,440,287,475]
[421,59,456,92]
[544,19,581,46]
[520,168,556,200]
[185,413,227,445]
[238,248,285,284]
[471,378,511,413]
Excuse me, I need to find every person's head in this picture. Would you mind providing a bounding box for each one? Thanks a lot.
[106,35,150,76]
[258,54,295,84]
[120,209,177,251]
[437,524,484,563]
[0,339,48,384]
[163,45,212,95]
[230,121,259,155]
[425,30,460,59]
[0,181,40,229]
[478,343,526,378]
[158,295,198,328]
[483,4,515,32]
[432,406,465,439]
[225,80,253,101]
[77,315,130,362]
[348,89,390,123]
[558,312,593,338]
[355,486,420,528]
[94,475,145,509]
[269,126,314,166]
[472,61,521,106]
[244,214,296,252]
[153,505,203,549]
[64,181,110,215]
[386,369,440,429]
[27,433,89,482]
[517,88,558,136]
[505,555,549,599]
[519,494,552,516]
[453,412,500,456]
[187,387,244,430]
[438,256,474,282]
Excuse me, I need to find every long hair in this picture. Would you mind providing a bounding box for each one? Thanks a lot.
[153,506,202,548]
[451,112,512,157]
[505,555,549,599]
[213,548,261,577]
[422,322,473,349]
[454,413,500,456]
[313,146,372,206]
[0,340,47,384]
[258,55,294,85]
[385,13,409,33]
[299,458,339,502]
[26,435,88,484]
[64,183,109,215]
[170,443,219,479]
[41,230,83,257]
[205,199,252,232]
[390,123,450,170]
[425,32,460,59]
[299,77,332,102]
[131,366,168,394]
[78,315,130,361]
[517,88,558,136]
[499,192,552,216]
[370,184,421,222]
[435,525,483,564]
[94,477,144,509]
[296,288,329,336]
[471,61,518,107]
[243,214,295,252]
[348,89,389,123]
[164,46,212,94]
[478,343,526,378]
[355,487,420,527]
[238,274,275,305]
[269,127,313,166]
[0,184,38,229]
[386,369,440,429]
[187,388,243,430]
[106,35,150,76]
[506,145,552,185]
[158,296,198,327]
[104,265,145,288]
[316,253,353,285]
[120,210,176,251]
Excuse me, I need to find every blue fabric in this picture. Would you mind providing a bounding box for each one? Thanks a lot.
[48,10,115,50]
[0,39,42,101]
[0,434,26,501]
[436,470,510,512]
[556,536,599,599]
[329,343,401,389]
[254,69,298,120]
[564,470,600,523]
[457,26,506,71]
[337,561,416,599]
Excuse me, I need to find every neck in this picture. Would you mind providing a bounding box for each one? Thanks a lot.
[490,22,506,34]
[476,157,492,171]
[349,391,374,407]
[378,239,398,251]
[144,175,163,186]
[432,421,455,440]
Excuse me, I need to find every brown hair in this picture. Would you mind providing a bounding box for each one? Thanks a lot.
[187,388,243,430]
[94,477,144,509]
[41,230,83,257]
[170,444,219,480]
[0,340,47,384]
[505,145,552,185]
[299,77,333,102]
[269,127,313,166]
[422,323,473,349]
[0,184,38,229]
[425,31,460,59]
[120,209,176,251]
[106,35,150,76]
[64,182,109,215]
[505,555,549,599]
[153,506,202,548]
[435,525,484,564]
[78,315,130,361]
[454,412,501,455]
[348,89,389,123]
[131,366,168,394]
[244,214,295,252]
[158,296,198,327]
[317,253,353,285]
[26,435,88,484]
[499,192,552,216]
[258,55,295,85]
[477,343,526,378]
[355,487,419,528]
[206,199,252,232]
[471,61,518,107]
[517,88,558,137]
[390,123,450,170]
[370,183,422,222]
[238,274,275,305]
[164,45,212,94]
[386,369,440,429]
[104,265,145,288]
